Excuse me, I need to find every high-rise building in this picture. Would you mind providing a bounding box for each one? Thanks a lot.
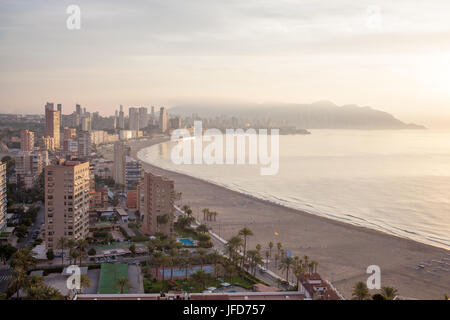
[76,104,82,115]
[169,116,182,130]
[159,107,168,133]
[81,115,91,132]
[129,107,140,133]
[41,136,55,152]
[14,151,45,189]
[77,131,91,158]
[113,141,129,185]
[45,102,61,149]
[63,127,77,141]
[139,107,148,129]
[0,162,6,231]
[57,104,62,125]
[20,129,35,152]
[44,159,90,249]
[125,156,142,189]
[140,171,175,237]
[118,105,125,129]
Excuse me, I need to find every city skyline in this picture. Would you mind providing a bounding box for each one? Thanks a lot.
[1,1,450,127]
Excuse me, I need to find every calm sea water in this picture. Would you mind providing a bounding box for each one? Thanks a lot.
[138,130,450,249]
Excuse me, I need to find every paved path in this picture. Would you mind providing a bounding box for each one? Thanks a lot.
[128,264,144,293]
[0,268,11,293]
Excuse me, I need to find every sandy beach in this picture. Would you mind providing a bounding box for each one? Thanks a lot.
[103,138,450,299]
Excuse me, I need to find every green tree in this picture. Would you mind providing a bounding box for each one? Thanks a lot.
[381,286,398,300]
[225,236,243,266]
[9,268,28,299]
[279,256,294,283]
[191,270,209,290]
[0,244,17,264]
[238,227,253,268]
[46,249,55,261]
[10,248,36,273]
[80,274,92,294]
[57,237,68,266]
[116,277,131,294]
[352,281,370,300]
[268,242,274,257]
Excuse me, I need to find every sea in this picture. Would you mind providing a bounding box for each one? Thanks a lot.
[137,129,450,250]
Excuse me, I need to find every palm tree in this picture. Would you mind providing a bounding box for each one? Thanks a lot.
[311,260,319,274]
[10,248,36,273]
[274,253,280,270]
[208,250,221,278]
[265,251,270,269]
[215,264,226,280]
[225,236,243,266]
[159,255,168,292]
[212,211,218,221]
[80,274,92,294]
[352,281,370,300]
[168,248,179,280]
[191,270,208,290]
[116,277,131,294]
[57,237,68,266]
[71,249,81,267]
[182,256,191,280]
[255,244,261,253]
[279,257,294,283]
[197,224,209,233]
[196,248,207,271]
[276,242,282,256]
[202,208,210,221]
[303,255,309,269]
[268,242,274,257]
[76,239,89,266]
[225,263,236,284]
[9,268,28,299]
[238,227,253,267]
[247,250,263,276]
[381,286,398,300]
[293,264,306,291]
[67,239,77,265]
[181,205,190,214]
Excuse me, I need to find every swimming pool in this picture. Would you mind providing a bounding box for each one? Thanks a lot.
[178,238,195,246]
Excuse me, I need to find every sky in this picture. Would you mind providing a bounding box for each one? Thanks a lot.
[1,0,450,127]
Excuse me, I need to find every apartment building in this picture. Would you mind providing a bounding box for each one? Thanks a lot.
[0,163,6,231]
[20,129,35,152]
[140,171,175,237]
[45,102,61,149]
[44,160,90,249]
[113,141,129,185]
[125,156,142,189]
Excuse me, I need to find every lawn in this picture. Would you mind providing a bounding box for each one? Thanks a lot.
[143,270,256,293]
[144,278,223,293]
[98,263,129,294]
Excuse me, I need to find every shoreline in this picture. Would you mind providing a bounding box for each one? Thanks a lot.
[103,138,450,299]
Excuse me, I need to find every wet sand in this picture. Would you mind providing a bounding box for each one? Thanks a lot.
[103,138,450,299]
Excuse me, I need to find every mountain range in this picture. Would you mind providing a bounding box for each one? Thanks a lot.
[169,101,425,130]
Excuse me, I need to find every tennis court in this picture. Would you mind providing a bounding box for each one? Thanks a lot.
[98,263,129,294]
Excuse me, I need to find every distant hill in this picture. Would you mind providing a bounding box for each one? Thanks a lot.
[169,101,426,130]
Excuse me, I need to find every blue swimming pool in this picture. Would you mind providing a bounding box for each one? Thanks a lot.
[178,238,195,246]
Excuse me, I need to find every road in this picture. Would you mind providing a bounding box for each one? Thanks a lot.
[18,202,45,249]
[0,267,11,293]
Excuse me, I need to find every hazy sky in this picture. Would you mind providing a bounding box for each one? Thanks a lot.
[1,0,450,127]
